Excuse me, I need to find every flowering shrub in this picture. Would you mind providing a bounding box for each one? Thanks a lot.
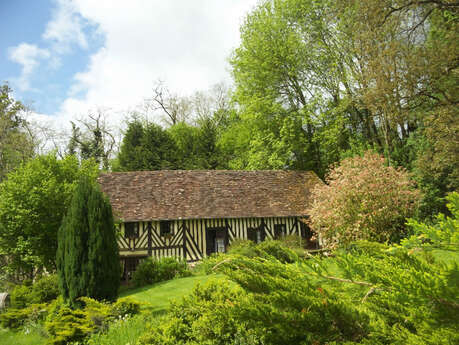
[308,151,421,248]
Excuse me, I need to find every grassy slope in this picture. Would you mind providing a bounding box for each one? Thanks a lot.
[0,274,221,345]
[121,273,224,312]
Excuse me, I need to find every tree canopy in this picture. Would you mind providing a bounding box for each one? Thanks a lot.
[0,154,98,280]
[0,84,35,181]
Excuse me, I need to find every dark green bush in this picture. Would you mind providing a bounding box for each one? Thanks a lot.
[9,284,32,309]
[132,257,191,287]
[9,274,59,309]
[31,274,59,304]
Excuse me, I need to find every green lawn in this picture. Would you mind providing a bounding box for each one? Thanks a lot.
[121,273,225,313]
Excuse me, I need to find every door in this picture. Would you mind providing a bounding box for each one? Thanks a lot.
[206,226,228,256]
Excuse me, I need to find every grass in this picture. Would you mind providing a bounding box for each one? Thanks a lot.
[0,326,46,345]
[120,273,225,313]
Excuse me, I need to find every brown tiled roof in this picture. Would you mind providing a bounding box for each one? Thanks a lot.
[98,170,322,221]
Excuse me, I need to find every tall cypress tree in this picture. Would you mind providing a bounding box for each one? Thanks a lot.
[57,176,120,306]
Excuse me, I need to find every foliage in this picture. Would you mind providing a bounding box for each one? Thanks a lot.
[0,303,48,329]
[227,0,457,215]
[403,192,459,251]
[66,111,116,170]
[137,282,253,345]
[45,304,96,345]
[131,257,191,288]
[9,274,59,309]
[137,276,370,345]
[0,83,34,181]
[111,297,141,318]
[308,151,421,247]
[56,176,120,307]
[85,314,150,345]
[136,195,458,344]
[0,154,99,280]
[115,119,178,171]
[44,296,142,345]
[256,240,298,263]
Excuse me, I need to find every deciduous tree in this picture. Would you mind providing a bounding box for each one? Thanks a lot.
[0,154,98,281]
[308,151,421,247]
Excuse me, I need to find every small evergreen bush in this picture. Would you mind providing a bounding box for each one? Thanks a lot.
[44,296,142,345]
[227,239,258,257]
[0,303,47,329]
[111,297,141,318]
[256,240,298,263]
[132,257,190,287]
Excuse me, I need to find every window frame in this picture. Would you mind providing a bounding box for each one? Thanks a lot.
[124,222,139,239]
[274,224,286,239]
[160,220,172,237]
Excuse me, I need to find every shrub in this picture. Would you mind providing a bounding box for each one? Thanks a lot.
[308,151,421,248]
[0,303,47,329]
[9,274,59,309]
[45,305,96,345]
[111,297,141,318]
[43,295,143,344]
[227,239,258,257]
[137,281,249,345]
[256,240,298,263]
[9,285,32,309]
[31,274,59,304]
[193,253,226,275]
[132,257,191,287]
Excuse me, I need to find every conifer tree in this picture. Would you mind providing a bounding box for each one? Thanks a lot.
[57,176,120,306]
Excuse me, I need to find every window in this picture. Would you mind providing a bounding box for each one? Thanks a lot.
[160,220,172,236]
[215,237,226,253]
[256,229,262,243]
[274,224,286,239]
[125,222,139,238]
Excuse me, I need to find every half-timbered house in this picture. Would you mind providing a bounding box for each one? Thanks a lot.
[98,170,321,279]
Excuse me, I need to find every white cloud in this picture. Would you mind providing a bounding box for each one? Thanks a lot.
[43,0,90,53]
[8,43,50,91]
[53,0,258,124]
[19,1,259,152]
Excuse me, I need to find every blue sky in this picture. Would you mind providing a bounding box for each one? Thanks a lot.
[1,0,257,133]
[1,0,103,114]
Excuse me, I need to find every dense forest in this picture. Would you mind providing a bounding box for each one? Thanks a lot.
[0,0,457,344]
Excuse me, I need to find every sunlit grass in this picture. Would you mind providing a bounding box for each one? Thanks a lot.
[0,326,46,345]
[120,273,225,313]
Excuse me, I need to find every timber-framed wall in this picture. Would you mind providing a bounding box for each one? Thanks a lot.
[118,216,313,263]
